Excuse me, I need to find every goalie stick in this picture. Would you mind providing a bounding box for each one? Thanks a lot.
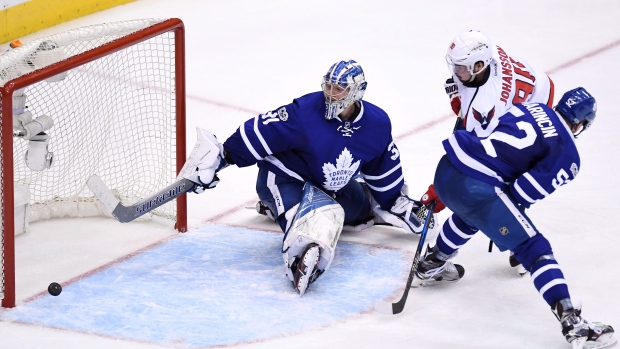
[373,201,436,315]
[87,174,196,223]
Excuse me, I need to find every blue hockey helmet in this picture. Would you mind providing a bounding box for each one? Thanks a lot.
[555,87,597,136]
[322,59,367,120]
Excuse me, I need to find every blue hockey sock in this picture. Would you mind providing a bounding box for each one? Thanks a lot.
[530,257,571,307]
[434,214,478,261]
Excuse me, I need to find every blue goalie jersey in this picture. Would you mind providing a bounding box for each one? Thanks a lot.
[443,102,580,208]
[223,92,404,209]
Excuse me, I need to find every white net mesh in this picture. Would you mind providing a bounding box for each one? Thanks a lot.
[0,19,167,87]
[4,18,180,223]
[1,18,183,304]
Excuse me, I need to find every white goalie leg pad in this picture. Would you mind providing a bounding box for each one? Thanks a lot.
[282,184,345,281]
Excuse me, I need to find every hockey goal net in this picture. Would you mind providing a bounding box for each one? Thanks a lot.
[0,18,187,307]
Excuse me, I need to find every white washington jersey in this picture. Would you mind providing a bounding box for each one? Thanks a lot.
[443,102,579,209]
[223,92,404,209]
[453,45,555,137]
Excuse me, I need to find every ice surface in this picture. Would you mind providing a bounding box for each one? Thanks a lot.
[1,1,619,348]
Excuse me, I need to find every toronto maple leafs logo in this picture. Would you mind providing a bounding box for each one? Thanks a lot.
[322,148,360,191]
[472,106,496,130]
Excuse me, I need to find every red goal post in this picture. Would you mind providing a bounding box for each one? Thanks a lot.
[0,18,187,308]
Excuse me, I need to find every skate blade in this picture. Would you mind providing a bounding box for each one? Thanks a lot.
[410,276,460,288]
[583,333,618,349]
[295,246,320,297]
[410,277,431,288]
[572,337,586,349]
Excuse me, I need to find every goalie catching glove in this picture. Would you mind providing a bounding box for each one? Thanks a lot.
[373,195,430,234]
[177,127,229,193]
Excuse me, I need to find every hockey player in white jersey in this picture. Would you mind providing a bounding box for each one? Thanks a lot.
[422,29,554,195]
[420,30,556,272]
[444,29,554,136]
[415,88,615,349]
[177,59,434,296]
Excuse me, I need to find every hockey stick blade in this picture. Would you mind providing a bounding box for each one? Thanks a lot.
[87,174,195,223]
[373,201,436,315]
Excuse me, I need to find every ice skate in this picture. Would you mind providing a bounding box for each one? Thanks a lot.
[509,251,528,276]
[291,243,322,296]
[255,200,275,220]
[552,302,616,349]
[411,252,464,288]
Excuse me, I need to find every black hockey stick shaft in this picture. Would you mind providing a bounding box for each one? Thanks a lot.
[373,201,436,315]
[87,174,196,223]
[452,115,463,133]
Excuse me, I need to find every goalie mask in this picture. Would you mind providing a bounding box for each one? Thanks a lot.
[445,30,493,82]
[322,59,367,120]
[555,87,597,136]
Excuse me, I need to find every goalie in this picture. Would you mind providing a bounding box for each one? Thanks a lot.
[178,59,438,296]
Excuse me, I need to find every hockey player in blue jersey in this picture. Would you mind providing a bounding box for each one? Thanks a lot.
[176,59,433,296]
[421,29,556,273]
[414,88,615,348]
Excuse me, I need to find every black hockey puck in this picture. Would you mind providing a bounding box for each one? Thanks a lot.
[48,282,62,296]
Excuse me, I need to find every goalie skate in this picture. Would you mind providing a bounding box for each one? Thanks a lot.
[291,243,322,296]
[255,200,276,220]
[411,253,464,288]
[553,303,616,349]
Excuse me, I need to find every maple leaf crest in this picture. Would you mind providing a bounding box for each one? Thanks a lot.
[322,148,360,191]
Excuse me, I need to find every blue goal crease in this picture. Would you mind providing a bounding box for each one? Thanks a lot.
[0,224,408,347]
